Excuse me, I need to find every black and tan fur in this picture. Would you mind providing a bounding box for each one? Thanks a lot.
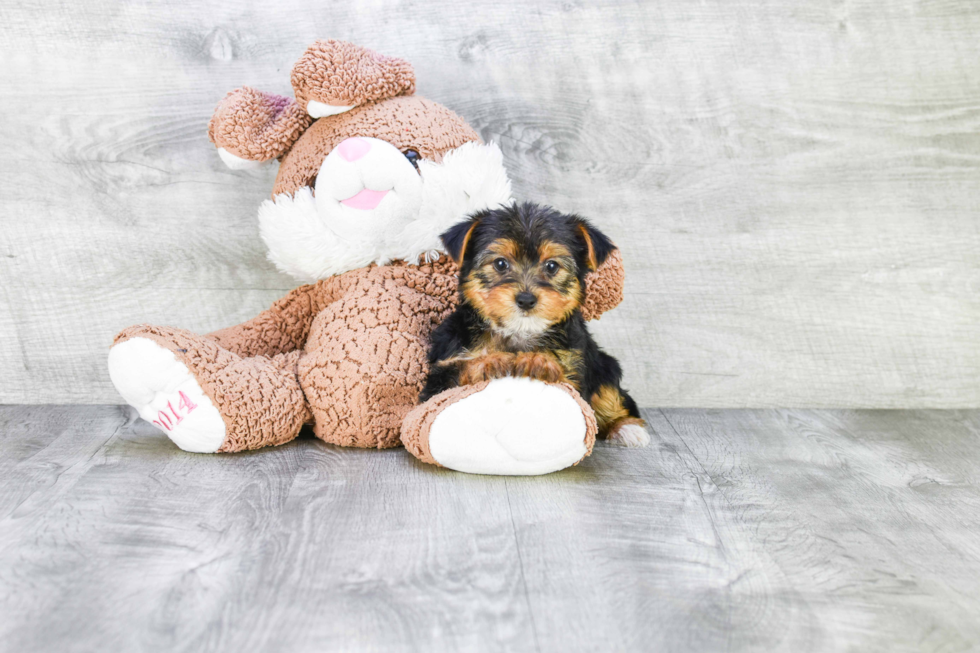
[420,202,645,441]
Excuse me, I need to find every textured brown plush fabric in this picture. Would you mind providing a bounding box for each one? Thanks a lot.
[208,87,313,161]
[112,253,624,453]
[208,277,352,358]
[291,39,416,108]
[113,325,311,453]
[400,380,599,468]
[272,96,481,196]
[563,382,600,459]
[291,259,458,448]
[581,248,625,322]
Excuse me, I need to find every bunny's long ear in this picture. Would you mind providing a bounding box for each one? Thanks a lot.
[208,87,313,170]
[290,40,416,119]
[581,248,625,321]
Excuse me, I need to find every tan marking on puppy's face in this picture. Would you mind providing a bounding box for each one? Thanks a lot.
[486,238,519,261]
[461,238,521,328]
[530,240,582,326]
[537,241,572,262]
[462,236,583,337]
[534,281,581,326]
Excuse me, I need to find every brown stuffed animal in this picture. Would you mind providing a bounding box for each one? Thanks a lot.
[108,40,626,475]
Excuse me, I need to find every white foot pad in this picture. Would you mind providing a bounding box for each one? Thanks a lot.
[608,423,650,448]
[217,147,270,170]
[428,377,589,475]
[108,337,226,453]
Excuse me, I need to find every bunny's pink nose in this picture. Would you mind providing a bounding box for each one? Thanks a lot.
[337,137,371,162]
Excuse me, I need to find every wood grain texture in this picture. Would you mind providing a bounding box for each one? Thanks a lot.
[2,1,979,406]
[1,406,979,652]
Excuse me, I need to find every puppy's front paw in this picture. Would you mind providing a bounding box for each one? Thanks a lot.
[607,421,650,448]
[459,352,515,384]
[512,352,565,383]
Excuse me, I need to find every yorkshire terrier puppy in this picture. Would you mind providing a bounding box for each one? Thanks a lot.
[420,202,648,447]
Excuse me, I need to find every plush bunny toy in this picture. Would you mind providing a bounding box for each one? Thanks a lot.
[108,40,626,475]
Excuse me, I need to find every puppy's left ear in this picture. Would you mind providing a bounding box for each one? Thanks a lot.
[440,216,481,266]
[574,219,616,271]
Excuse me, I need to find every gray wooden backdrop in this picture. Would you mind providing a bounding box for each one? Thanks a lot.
[2,1,979,407]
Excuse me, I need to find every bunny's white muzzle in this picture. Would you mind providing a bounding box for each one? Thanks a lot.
[257,140,514,282]
[314,137,424,245]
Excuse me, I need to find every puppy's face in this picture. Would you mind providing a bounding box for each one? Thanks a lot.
[463,235,582,338]
[442,203,615,339]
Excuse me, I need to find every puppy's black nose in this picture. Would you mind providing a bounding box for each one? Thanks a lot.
[515,291,537,310]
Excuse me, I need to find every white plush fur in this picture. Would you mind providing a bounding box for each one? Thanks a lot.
[391,141,513,263]
[608,423,651,448]
[258,140,513,282]
[108,338,226,453]
[314,137,425,244]
[218,147,270,170]
[427,377,588,475]
[307,100,355,118]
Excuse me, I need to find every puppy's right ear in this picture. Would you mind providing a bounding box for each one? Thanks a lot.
[573,219,616,271]
[440,217,480,266]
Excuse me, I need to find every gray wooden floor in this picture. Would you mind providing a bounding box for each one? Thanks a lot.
[1,406,978,652]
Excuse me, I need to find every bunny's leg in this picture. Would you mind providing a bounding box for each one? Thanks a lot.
[109,325,311,453]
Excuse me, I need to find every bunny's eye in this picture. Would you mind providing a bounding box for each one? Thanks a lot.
[403,149,421,170]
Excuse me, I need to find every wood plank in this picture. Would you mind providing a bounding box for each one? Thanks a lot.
[656,407,980,651]
[2,0,980,405]
[0,407,538,652]
[2,406,980,651]
[0,405,130,519]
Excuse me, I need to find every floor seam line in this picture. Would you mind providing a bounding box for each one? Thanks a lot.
[504,478,542,653]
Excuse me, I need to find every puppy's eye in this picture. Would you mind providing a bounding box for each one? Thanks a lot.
[403,149,421,170]
[493,258,510,272]
[544,260,560,276]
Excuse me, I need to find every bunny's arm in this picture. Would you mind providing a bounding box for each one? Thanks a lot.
[207,276,348,358]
